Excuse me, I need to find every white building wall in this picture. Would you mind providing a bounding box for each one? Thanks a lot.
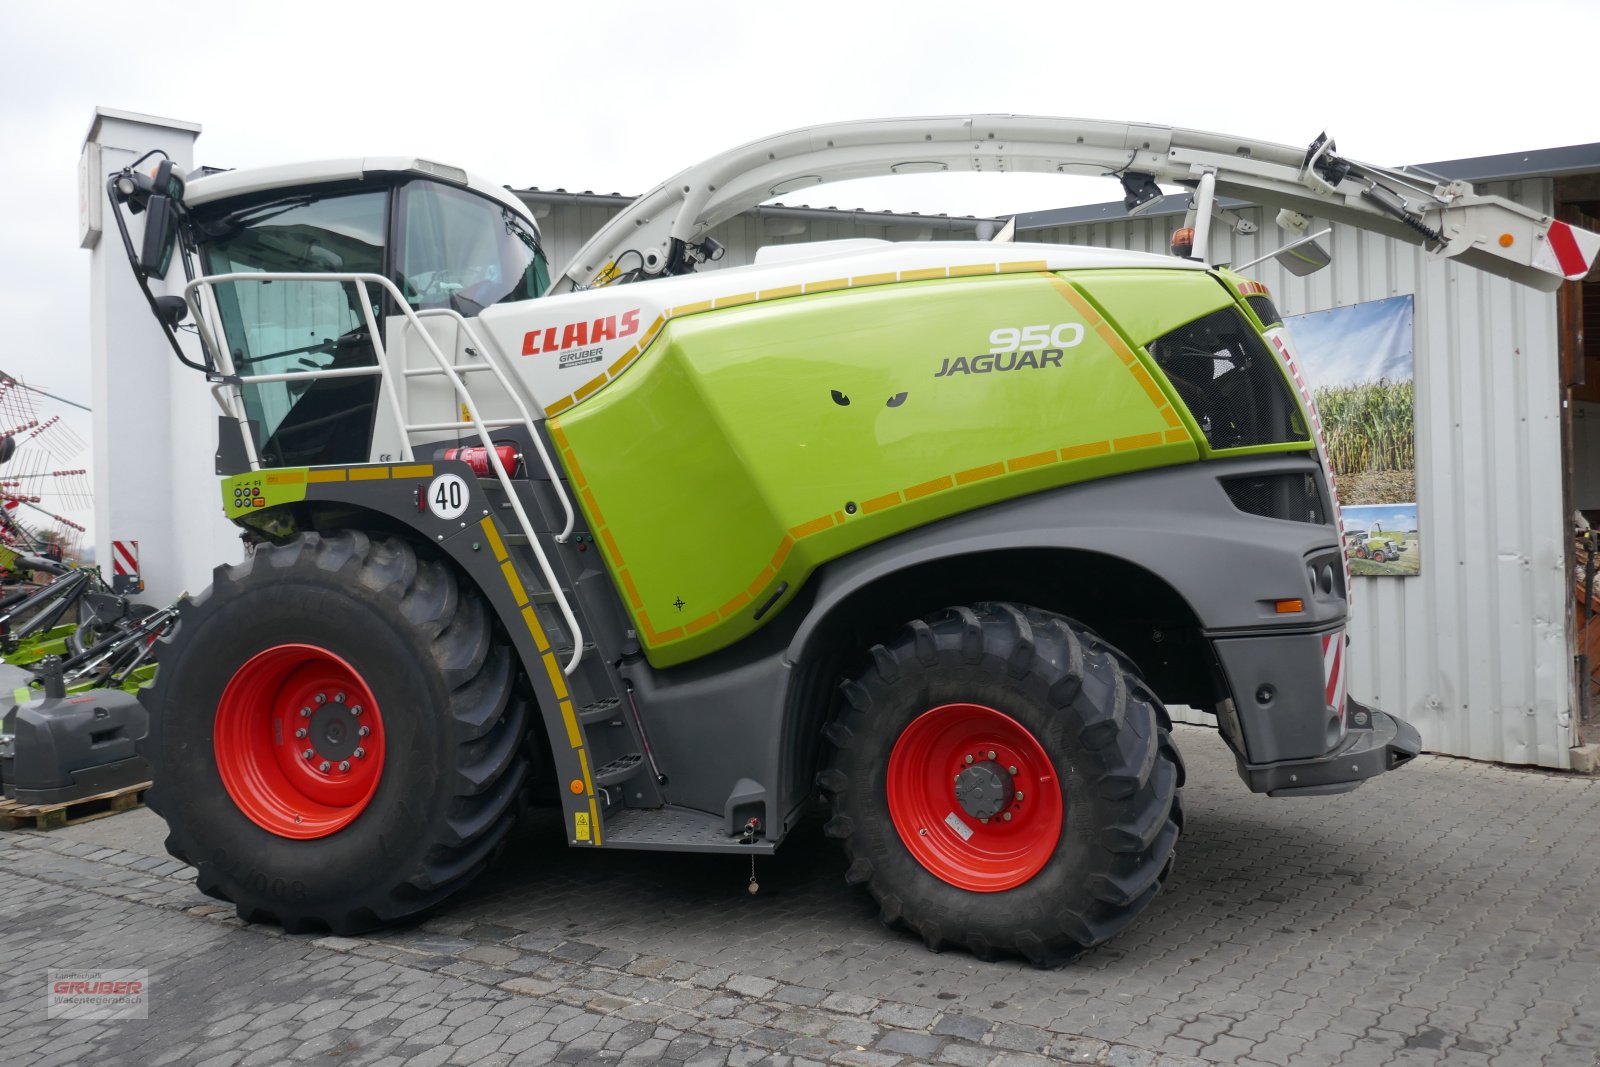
[1031,181,1571,768]
[84,110,245,606]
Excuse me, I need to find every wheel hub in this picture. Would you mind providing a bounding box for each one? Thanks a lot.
[309,698,362,762]
[953,760,1013,820]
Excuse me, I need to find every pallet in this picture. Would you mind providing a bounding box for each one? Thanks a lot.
[0,780,152,831]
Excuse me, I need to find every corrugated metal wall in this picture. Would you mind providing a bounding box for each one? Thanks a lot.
[529,185,1572,767]
[1032,181,1571,768]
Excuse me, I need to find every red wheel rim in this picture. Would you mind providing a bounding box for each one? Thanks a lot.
[886,703,1063,892]
[214,644,386,839]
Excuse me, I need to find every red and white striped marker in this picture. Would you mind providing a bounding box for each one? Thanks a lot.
[1535,220,1600,281]
[112,540,139,581]
[1322,629,1348,719]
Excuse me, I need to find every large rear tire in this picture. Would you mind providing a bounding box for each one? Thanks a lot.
[819,603,1183,967]
[138,530,527,933]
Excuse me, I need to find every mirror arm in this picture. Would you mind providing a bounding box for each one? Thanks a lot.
[1232,228,1333,273]
[106,173,214,375]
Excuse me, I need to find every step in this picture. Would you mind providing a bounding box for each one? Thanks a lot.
[592,753,644,786]
[577,697,624,726]
[601,805,777,854]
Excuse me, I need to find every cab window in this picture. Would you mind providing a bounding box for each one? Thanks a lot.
[395,181,548,316]
[196,188,388,467]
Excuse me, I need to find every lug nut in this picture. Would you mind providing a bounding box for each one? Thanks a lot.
[358,726,370,737]
[314,693,327,705]
[319,761,331,772]
[986,750,996,760]
[1002,812,1013,822]
[1015,790,1024,801]
[351,705,363,716]
[1008,765,1018,775]
[964,754,974,764]
[299,707,311,718]
[334,692,346,704]
[294,727,308,739]
[354,747,366,759]
[301,749,314,760]
[338,761,350,772]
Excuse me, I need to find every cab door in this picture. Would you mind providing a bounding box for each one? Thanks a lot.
[389,180,550,453]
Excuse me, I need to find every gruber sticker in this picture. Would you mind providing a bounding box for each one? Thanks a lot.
[522,309,642,362]
[426,472,470,520]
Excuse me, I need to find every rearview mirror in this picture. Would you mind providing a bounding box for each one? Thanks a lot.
[139,194,180,279]
[1274,238,1331,277]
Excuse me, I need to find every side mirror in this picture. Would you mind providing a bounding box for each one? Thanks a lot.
[139,194,180,279]
[154,294,189,327]
[1274,238,1332,277]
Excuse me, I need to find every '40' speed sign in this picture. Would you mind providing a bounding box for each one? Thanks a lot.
[426,472,470,520]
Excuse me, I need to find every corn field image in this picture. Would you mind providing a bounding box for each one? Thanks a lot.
[1285,295,1420,576]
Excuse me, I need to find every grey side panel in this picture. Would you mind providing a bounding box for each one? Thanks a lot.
[1212,631,1340,763]
[789,454,1342,652]
[618,453,1346,834]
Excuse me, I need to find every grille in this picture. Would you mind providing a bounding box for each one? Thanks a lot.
[1147,307,1309,450]
[1245,294,1282,327]
[1222,472,1328,525]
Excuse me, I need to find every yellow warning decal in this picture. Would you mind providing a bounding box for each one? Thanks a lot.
[574,811,591,842]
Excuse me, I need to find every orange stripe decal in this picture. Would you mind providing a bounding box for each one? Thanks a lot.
[747,565,777,600]
[579,487,606,529]
[520,606,549,652]
[955,461,1005,485]
[1113,432,1164,451]
[719,590,752,618]
[788,515,835,540]
[542,653,569,700]
[771,535,795,571]
[860,491,901,514]
[620,569,644,611]
[903,475,954,501]
[600,527,624,565]
[1007,449,1058,472]
[1129,364,1167,407]
[1165,427,1192,444]
[1061,441,1112,462]
[499,559,528,607]
[608,347,640,378]
[478,517,508,561]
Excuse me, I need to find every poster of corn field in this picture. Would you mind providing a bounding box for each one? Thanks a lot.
[1285,295,1419,576]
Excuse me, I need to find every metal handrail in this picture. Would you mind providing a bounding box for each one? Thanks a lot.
[183,271,585,675]
[412,308,576,542]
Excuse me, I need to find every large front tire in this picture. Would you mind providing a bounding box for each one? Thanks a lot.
[138,530,527,933]
[819,603,1183,966]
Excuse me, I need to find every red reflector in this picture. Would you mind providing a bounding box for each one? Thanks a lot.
[444,445,520,477]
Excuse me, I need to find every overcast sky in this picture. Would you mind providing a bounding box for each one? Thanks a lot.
[0,0,1591,533]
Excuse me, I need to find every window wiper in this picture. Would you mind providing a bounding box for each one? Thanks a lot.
[198,195,320,239]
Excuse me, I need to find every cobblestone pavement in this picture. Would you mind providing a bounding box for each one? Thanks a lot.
[3,725,1599,1066]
